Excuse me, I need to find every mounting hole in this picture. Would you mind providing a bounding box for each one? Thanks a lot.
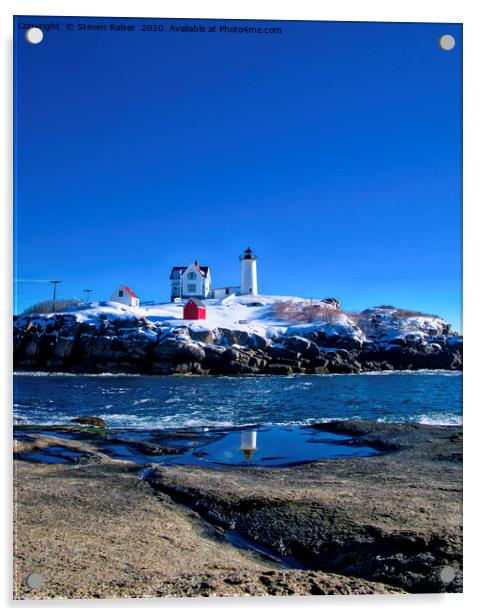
[439,34,456,51]
[25,27,44,45]
[25,572,44,589]
[439,566,456,583]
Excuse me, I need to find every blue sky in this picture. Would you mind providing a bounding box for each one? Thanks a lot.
[14,17,462,330]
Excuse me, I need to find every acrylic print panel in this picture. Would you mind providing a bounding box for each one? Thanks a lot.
[13,16,462,599]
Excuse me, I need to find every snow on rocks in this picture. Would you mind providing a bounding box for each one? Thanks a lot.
[355,306,451,342]
[13,296,462,375]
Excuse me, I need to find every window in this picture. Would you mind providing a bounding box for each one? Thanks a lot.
[188,272,196,280]
[118,290,124,297]
[187,284,196,293]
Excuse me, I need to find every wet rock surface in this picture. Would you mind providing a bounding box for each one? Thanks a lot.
[146,420,463,593]
[13,420,462,596]
[13,423,405,598]
[71,415,107,429]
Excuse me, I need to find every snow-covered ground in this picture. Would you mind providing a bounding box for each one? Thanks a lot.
[63,295,319,338]
[17,295,455,346]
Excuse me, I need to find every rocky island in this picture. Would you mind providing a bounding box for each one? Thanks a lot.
[13,296,463,375]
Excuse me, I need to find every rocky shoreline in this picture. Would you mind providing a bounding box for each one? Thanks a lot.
[13,420,462,597]
[13,308,463,376]
[146,420,463,594]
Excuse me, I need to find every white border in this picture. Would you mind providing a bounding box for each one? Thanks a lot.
[2,1,480,614]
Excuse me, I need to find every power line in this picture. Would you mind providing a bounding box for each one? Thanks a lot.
[14,279,58,283]
[50,280,62,312]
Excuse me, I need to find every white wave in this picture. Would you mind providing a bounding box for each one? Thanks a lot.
[282,383,313,391]
[309,369,462,378]
[100,413,143,421]
[13,418,76,426]
[166,418,236,428]
[415,414,462,426]
[13,369,462,380]
[375,414,462,426]
[13,371,145,378]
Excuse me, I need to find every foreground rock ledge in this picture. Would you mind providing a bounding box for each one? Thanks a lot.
[13,420,461,597]
[13,446,400,599]
[147,420,463,593]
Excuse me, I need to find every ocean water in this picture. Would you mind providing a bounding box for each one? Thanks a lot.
[13,371,462,429]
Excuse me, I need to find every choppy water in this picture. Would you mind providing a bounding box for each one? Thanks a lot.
[13,371,462,429]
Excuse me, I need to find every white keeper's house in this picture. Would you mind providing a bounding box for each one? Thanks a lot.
[170,261,212,302]
[169,248,258,302]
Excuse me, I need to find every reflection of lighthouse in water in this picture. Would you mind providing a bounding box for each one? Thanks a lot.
[240,430,257,461]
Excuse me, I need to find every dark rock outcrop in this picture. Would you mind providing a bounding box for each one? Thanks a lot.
[71,416,107,429]
[13,311,462,376]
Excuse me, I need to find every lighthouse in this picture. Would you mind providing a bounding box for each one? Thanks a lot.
[240,247,258,295]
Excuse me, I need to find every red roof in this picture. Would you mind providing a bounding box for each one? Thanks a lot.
[185,298,206,307]
[120,285,138,299]
[193,260,204,276]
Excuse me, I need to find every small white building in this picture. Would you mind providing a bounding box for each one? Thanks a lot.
[110,285,140,307]
[211,286,241,299]
[170,261,211,302]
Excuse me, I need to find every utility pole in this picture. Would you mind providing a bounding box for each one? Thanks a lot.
[50,280,62,312]
[83,289,93,303]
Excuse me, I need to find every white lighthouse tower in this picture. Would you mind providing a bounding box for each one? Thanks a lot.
[240,247,258,295]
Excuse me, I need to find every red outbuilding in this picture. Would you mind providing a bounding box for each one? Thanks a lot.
[183,298,207,320]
